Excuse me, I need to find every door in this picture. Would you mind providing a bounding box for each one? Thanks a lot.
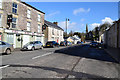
[23,35,30,46]
[34,41,40,49]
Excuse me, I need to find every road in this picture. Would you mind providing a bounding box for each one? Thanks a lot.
[0,45,120,79]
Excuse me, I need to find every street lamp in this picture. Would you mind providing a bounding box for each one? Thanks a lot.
[66,18,70,37]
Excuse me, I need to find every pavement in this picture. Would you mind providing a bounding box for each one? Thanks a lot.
[0,45,120,79]
[105,47,120,63]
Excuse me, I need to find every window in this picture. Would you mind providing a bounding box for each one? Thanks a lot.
[27,9,31,19]
[12,3,17,14]
[0,14,1,27]
[38,24,41,33]
[52,28,54,35]
[27,22,31,31]
[12,18,17,28]
[57,30,59,36]
[0,0,2,9]
[38,14,41,22]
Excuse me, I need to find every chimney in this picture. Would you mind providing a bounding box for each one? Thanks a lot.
[53,22,58,25]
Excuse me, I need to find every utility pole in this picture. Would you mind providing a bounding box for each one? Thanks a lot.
[66,18,69,37]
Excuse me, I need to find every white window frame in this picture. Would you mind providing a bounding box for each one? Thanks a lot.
[0,0,2,9]
[12,18,17,28]
[52,28,54,35]
[27,22,31,31]
[27,9,31,19]
[12,2,18,14]
[38,14,41,22]
[38,24,41,33]
[0,14,2,27]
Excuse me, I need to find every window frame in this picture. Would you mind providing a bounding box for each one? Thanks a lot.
[12,18,17,28]
[38,14,41,22]
[0,14,2,27]
[38,24,41,33]
[0,0,2,9]
[12,2,18,14]
[27,9,31,19]
[27,22,31,31]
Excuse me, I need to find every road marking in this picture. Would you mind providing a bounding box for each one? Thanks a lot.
[32,52,53,59]
[0,65,10,69]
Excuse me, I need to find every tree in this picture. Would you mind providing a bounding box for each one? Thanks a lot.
[99,22,112,33]
[86,24,88,33]
[73,32,81,38]
[68,30,74,37]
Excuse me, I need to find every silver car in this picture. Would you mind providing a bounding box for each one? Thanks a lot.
[0,41,14,54]
[22,41,43,51]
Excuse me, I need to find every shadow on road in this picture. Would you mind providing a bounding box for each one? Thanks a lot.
[54,45,118,63]
[5,64,107,78]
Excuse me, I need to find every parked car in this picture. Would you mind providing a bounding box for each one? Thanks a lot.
[67,41,72,46]
[21,41,43,51]
[0,41,14,54]
[77,41,81,44]
[89,41,99,47]
[46,41,59,48]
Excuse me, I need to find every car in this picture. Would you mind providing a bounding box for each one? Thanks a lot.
[89,41,99,47]
[0,41,14,55]
[46,41,59,48]
[67,41,72,46]
[60,41,66,46]
[21,41,43,51]
[77,41,81,44]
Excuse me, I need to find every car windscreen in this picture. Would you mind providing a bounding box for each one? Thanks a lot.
[26,42,34,45]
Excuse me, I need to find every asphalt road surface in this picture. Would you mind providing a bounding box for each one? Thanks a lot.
[0,45,120,79]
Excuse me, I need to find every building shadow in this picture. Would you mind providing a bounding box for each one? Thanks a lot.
[54,45,118,63]
[4,64,111,79]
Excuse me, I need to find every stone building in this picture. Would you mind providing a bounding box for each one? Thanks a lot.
[43,20,64,44]
[104,19,120,48]
[0,0,45,48]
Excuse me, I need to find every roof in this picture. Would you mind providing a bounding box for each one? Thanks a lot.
[44,20,64,31]
[21,2,45,14]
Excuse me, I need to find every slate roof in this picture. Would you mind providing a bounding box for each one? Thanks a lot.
[44,20,64,31]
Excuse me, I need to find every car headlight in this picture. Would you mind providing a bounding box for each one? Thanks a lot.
[27,45,32,49]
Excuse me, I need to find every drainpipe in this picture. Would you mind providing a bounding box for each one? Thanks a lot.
[117,21,119,48]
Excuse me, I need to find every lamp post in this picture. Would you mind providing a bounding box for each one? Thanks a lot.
[66,18,70,37]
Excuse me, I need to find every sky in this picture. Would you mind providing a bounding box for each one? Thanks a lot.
[27,2,118,33]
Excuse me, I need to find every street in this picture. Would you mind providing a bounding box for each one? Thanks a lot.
[0,44,120,79]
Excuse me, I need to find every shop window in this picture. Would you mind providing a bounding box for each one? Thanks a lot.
[12,18,17,28]
[12,3,18,14]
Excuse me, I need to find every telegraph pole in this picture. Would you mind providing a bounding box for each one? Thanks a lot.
[66,18,69,37]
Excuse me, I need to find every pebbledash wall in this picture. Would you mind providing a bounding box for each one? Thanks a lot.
[0,0,45,48]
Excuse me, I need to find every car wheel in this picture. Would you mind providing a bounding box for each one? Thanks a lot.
[41,46,43,49]
[5,49,11,55]
[31,47,35,51]
[53,45,55,48]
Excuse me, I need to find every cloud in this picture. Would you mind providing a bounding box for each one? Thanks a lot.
[80,18,85,22]
[73,8,91,15]
[46,11,60,18]
[89,17,114,31]
[89,23,100,31]
[101,17,113,24]
[58,21,77,32]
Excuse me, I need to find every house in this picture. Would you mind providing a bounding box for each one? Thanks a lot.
[43,20,64,44]
[67,35,81,44]
[0,0,45,48]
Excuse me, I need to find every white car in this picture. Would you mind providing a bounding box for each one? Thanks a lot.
[0,41,14,54]
[21,41,43,51]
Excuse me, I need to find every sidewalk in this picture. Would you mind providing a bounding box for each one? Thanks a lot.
[105,47,120,63]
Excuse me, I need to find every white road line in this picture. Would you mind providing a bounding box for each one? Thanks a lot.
[32,52,53,59]
[0,65,10,69]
